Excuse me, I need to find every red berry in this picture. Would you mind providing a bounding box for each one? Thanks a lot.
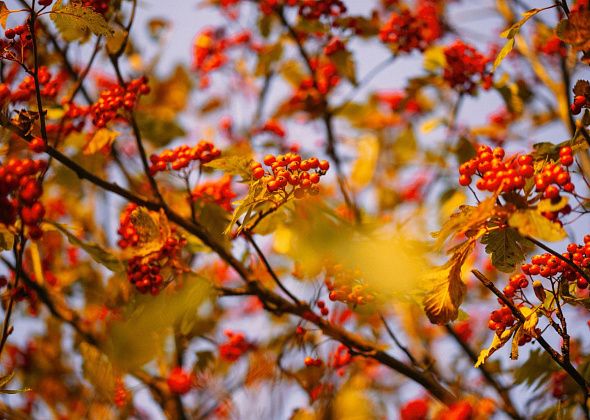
[166,367,192,395]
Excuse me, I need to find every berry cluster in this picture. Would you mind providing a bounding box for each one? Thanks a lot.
[0,158,47,239]
[379,3,442,53]
[522,236,590,288]
[316,299,329,316]
[219,330,252,362]
[149,141,221,174]
[538,34,566,57]
[330,344,352,371]
[191,175,236,212]
[251,153,329,197]
[83,0,110,14]
[126,234,186,295]
[443,40,491,94]
[304,356,323,367]
[488,303,537,347]
[459,145,531,193]
[571,94,589,115]
[323,37,345,55]
[166,367,193,395]
[192,28,251,88]
[502,273,529,298]
[324,264,375,306]
[113,378,128,408]
[288,59,340,111]
[375,90,422,114]
[10,67,67,102]
[534,148,575,211]
[117,203,140,249]
[3,23,32,43]
[90,77,150,128]
[298,0,346,20]
[258,119,286,138]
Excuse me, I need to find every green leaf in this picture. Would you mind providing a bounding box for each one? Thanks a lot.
[48,221,125,272]
[203,155,253,181]
[480,226,530,273]
[513,349,556,390]
[106,273,212,370]
[135,112,185,148]
[330,49,357,85]
[80,342,115,400]
[508,209,567,242]
[51,0,113,41]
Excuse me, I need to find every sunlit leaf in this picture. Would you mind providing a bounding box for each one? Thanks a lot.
[508,209,567,242]
[51,0,113,41]
[481,226,530,273]
[423,240,473,325]
[0,225,13,251]
[350,134,379,190]
[475,325,518,367]
[48,222,125,272]
[0,2,11,29]
[83,128,119,155]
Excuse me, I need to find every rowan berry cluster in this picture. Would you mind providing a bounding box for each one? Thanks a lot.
[323,37,345,55]
[316,299,329,316]
[488,301,538,347]
[83,0,110,14]
[219,330,252,362]
[191,175,236,212]
[538,34,566,57]
[533,148,575,211]
[288,59,340,111]
[113,378,128,408]
[304,356,323,367]
[166,367,193,395]
[330,344,352,370]
[443,40,492,94]
[117,203,140,249]
[192,28,251,88]
[126,234,186,295]
[551,371,568,399]
[375,90,422,114]
[251,153,329,197]
[10,67,67,102]
[324,264,375,306]
[2,23,32,50]
[0,158,47,239]
[379,3,442,52]
[571,94,588,115]
[522,235,590,289]
[90,77,150,128]
[258,119,286,138]
[149,141,221,175]
[297,0,346,20]
[459,145,531,193]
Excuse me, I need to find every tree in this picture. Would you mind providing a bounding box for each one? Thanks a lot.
[0,0,589,418]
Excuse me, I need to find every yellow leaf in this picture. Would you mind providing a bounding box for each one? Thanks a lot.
[350,134,379,189]
[475,325,517,367]
[538,196,569,213]
[273,224,292,254]
[29,241,44,286]
[511,326,524,360]
[0,2,10,29]
[421,117,444,133]
[123,207,171,258]
[423,240,473,325]
[80,342,115,400]
[51,0,113,39]
[0,225,13,251]
[83,128,119,155]
[520,306,539,335]
[333,376,375,420]
[493,37,515,72]
[423,45,446,72]
[508,209,567,242]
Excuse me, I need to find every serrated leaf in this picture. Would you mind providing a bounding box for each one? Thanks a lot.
[475,325,517,367]
[423,240,473,325]
[508,209,567,242]
[556,10,590,51]
[48,221,124,272]
[51,0,113,40]
[123,207,171,258]
[480,226,529,273]
[203,155,253,181]
[573,80,590,97]
[80,342,115,400]
[432,195,496,250]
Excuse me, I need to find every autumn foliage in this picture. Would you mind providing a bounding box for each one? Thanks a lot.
[1,0,590,418]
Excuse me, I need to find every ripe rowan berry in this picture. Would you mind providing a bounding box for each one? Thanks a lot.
[167,367,192,395]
